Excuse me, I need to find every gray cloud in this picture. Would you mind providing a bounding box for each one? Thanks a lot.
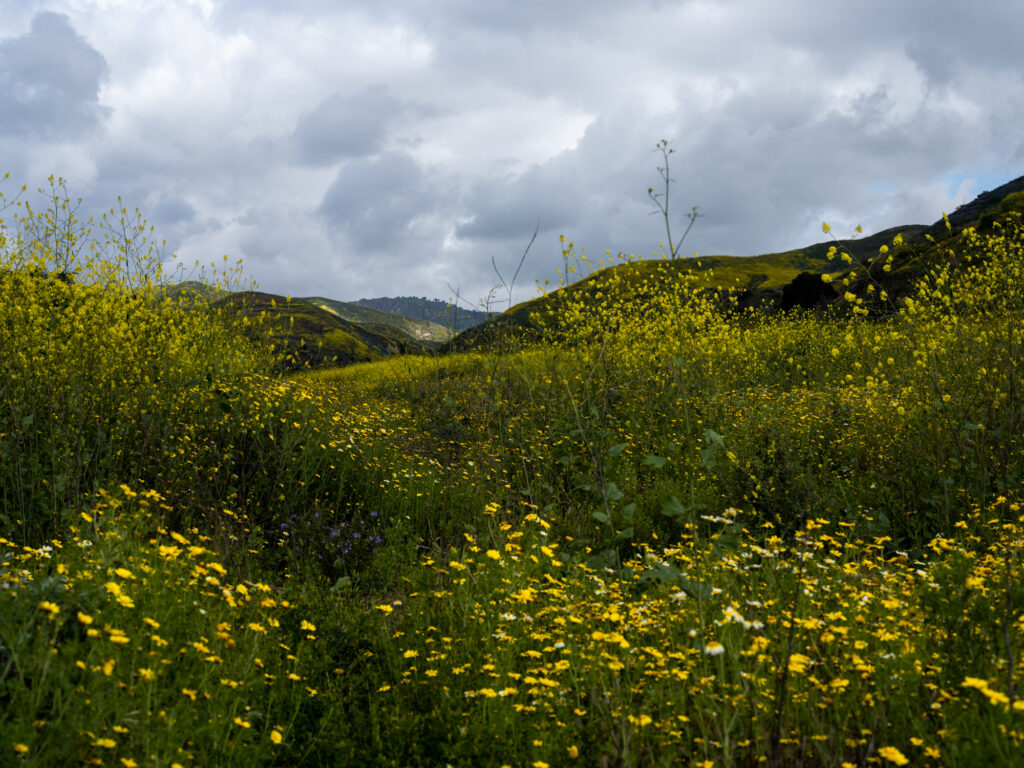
[318,151,439,250]
[0,12,109,139]
[150,195,197,226]
[1,0,1023,306]
[292,86,402,164]
[457,163,582,241]
[905,41,957,91]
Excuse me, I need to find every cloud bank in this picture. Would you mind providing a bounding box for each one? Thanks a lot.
[1,0,1022,305]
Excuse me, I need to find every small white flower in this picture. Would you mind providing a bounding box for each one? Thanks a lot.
[704,642,725,656]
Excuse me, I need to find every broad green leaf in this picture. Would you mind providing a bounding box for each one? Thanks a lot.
[604,482,624,502]
[643,454,667,469]
[614,527,634,544]
[620,503,636,523]
[661,495,687,519]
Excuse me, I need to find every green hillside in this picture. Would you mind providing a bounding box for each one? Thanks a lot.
[5,170,1024,766]
[165,176,1024,365]
[213,292,398,370]
[453,175,1024,350]
[158,279,230,305]
[356,295,490,332]
[303,296,452,344]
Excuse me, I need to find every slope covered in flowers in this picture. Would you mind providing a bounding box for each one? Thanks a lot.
[2,176,1023,766]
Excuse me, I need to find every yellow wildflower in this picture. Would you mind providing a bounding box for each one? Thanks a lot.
[788,653,811,674]
[878,746,909,765]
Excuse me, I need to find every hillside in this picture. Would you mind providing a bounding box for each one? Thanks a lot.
[5,169,1024,766]
[355,295,491,332]
[168,174,1024,364]
[452,174,1024,350]
[158,279,230,304]
[303,296,452,344]
[213,291,432,370]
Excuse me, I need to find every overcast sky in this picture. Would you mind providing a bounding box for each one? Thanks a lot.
[1,1,1022,306]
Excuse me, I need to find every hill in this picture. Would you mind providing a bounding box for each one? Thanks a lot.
[158,279,230,304]
[213,291,433,370]
[167,174,1024,364]
[452,174,1024,350]
[5,168,1024,766]
[355,296,491,332]
[302,296,451,344]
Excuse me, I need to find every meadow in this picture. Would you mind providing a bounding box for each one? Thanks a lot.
[1,176,1023,767]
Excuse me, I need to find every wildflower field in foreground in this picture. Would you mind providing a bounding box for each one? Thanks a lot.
[2,179,1023,766]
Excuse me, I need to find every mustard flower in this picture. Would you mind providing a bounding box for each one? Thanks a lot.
[877,746,909,765]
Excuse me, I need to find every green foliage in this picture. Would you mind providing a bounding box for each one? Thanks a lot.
[356,295,491,334]
[0,177,270,543]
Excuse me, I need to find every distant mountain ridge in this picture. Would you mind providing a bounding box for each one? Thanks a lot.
[355,296,490,333]
[211,292,434,371]
[159,286,486,371]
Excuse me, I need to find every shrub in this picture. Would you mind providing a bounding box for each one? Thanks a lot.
[0,176,270,543]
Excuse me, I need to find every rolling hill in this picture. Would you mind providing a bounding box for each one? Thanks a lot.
[451,173,1024,350]
[355,296,491,332]
[302,296,452,344]
[178,173,1024,366]
[212,292,433,371]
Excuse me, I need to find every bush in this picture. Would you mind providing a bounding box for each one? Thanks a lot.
[0,177,270,543]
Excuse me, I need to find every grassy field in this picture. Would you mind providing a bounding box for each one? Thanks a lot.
[2,179,1023,766]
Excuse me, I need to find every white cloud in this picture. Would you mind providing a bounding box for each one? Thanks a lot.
[1,0,1022,306]
[0,11,109,139]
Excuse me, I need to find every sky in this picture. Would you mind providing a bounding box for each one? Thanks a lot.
[1,0,1022,308]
